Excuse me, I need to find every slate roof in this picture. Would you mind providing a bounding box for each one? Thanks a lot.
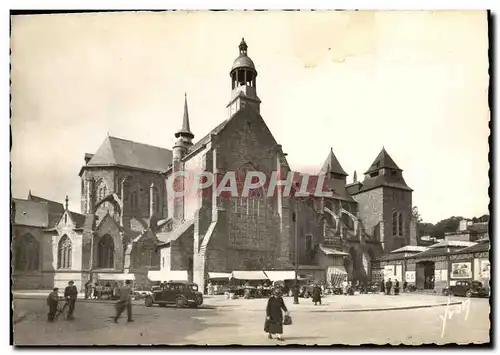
[12,199,49,227]
[455,240,490,254]
[13,195,85,229]
[86,136,173,173]
[157,219,195,245]
[365,148,402,174]
[320,148,348,176]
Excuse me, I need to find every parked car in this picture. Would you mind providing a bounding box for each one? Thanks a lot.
[442,280,489,298]
[133,290,152,300]
[144,281,204,308]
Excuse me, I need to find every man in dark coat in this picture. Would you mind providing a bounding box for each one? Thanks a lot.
[394,279,400,295]
[385,278,393,295]
[264,288,288,341]
[64,281,78,320]
[114,280,134,323]
[403,280,408,293]
[312,284,322,305]
[47,288,59,322]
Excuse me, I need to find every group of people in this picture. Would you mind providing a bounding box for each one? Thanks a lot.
[380,278,408,295]
[46,279,136,323]
[84,280,125,300]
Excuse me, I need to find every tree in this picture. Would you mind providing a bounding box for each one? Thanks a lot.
[412,206,423,223]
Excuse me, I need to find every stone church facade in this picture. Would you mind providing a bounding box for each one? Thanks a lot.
[12,38,415,291]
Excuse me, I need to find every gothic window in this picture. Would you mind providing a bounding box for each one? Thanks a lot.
[97,181,107,202]
[392,211,398,236]
[152,187,161,213]
[305,235,312,252]
[143,249,152,266]
[14,233,40,272]
[97,235,114,268]
[398,213,404,236]
[131,191,138,211]
[57,235,72,269]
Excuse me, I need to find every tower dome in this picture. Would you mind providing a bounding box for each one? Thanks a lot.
[227,38,261,116]
[230,38,256,73]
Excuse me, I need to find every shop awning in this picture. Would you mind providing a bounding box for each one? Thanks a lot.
[319,245,349,256]
[97,273,136,281]
[147,270,188,282]
[265,271,296,282]
[231,271,269,280]
[328,267,347,275]
[208,272,231,279]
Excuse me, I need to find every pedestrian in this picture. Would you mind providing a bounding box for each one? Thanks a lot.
[380,280,385,294]
[64,281,78,320]
[264,288,289,341]
[342,279,348,295]
[403,280,408,293]
[312,284,322,305]
[84,279,91,300]
[47,287,59,322]
[394,279,400,295]
[114,280,134,323]
[385,278,393,295]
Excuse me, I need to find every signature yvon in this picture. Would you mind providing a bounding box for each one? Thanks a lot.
[438,297,471,338]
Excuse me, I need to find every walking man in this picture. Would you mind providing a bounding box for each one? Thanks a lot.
[47,287,59,322]
[64,281,78,320]
[385,278,393,295]
[114,280,134,323]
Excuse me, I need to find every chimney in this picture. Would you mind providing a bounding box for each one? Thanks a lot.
[84,153,94,165]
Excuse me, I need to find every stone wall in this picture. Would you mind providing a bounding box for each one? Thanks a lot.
[353,188,384,244]
[383,188,413,252]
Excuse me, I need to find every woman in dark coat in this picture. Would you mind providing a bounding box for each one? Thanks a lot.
[312,284,322,305]
[265,288,288,341]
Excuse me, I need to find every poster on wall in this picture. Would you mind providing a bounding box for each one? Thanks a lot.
[480,259,490,279]
[405,271,416,283]
[451,262,472,279]
[434,269,442,282]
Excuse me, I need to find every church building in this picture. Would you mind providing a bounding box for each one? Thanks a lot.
[12,39,415,291]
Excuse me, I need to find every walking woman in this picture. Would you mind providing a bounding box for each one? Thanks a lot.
[264,288,289,341]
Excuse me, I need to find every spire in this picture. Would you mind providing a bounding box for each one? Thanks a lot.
[65,195,69,210]
[365,147,401,174]
[353,170,358,183]
[175,93,194,139]
[28,189,32,200]
[239,38,248,56]
[320,148,348,176]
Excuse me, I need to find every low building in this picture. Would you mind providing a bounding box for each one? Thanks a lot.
[373,239,490,293]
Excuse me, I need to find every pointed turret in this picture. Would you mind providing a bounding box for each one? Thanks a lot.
[364,147,401,174]
[353,170,358,183]
[175,93,194,140]
[320,148,348,176]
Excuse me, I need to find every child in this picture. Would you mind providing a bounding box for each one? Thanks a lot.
[47,288,59,322]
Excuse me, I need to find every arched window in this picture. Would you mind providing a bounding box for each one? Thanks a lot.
[97,181,107,202]
[392,211,398,236]
[130,191,138,211]
[97,235,114,268]
[14,234,39,272]
[152,187,161,213]
[57,235,72,269]
[398,213,404,236]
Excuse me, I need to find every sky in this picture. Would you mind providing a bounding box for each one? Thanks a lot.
[10,10,490,224]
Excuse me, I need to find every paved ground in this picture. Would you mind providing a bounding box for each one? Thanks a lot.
[12,294,490,346]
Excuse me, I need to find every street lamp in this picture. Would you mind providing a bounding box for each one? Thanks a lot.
[293,199,300,304]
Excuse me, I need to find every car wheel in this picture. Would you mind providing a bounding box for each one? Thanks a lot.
[176,297,186,308]
[466,290,473,298]
[145,296,153,307]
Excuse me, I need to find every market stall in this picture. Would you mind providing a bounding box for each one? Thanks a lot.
[229,271,270,298]
[207,272,231,295]
[94,273,136,300]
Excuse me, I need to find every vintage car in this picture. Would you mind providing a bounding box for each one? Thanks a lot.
[144,281,204,308]
[442,280,489,298]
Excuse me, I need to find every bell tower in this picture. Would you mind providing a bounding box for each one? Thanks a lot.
[227,38,261,116]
